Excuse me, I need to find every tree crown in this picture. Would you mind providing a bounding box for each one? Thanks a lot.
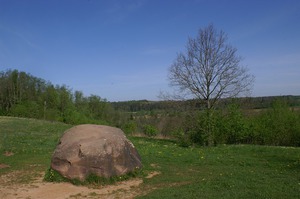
[169,24,254,109]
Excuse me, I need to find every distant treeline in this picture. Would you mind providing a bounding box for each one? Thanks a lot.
[2,69,299,117]
[0,69,123,125]
[111,96,300,113]
[1,69,299,147]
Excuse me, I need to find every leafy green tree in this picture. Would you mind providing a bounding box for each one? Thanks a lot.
[9,101,41,118]
[0,69,121,125]
[56,85,74,122]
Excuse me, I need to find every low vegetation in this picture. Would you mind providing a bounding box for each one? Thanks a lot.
[134,137,300,198]
[1,69,300,147]
[0,117,299,198]
[0,117,71,174]
[44,167,142,187]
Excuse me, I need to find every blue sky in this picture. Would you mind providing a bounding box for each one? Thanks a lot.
[0,0,299,101]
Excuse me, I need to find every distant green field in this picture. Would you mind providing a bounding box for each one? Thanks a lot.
[0,117,299,198]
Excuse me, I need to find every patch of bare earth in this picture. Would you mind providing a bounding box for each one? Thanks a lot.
[0,164,10,169]
[3,151,14,157]
[0,169,161,199]
[145,171,161,179]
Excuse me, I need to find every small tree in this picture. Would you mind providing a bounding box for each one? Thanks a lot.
[168,24,254,146]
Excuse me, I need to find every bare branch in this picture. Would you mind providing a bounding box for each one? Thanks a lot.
[168,24,254,109]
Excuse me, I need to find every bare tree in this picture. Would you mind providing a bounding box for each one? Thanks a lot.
[168,24,254,146]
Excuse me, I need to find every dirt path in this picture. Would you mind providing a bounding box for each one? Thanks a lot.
[0,171,151,199]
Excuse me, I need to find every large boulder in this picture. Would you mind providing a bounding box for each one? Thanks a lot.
[51,124,142,181]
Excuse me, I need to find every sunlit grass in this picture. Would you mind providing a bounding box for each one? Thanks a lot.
[0,116,71,174]
[0,116,299,198]
[131,137,300,198]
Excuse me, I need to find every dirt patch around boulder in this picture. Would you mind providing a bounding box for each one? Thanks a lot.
[0,164,10,169]
[0,170,160,199]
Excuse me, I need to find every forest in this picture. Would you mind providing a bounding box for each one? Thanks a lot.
[1,69,300,147]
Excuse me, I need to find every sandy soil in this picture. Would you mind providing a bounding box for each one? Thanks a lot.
[1,150,160,199]
[0,170,159,199]
[0,164,10,169]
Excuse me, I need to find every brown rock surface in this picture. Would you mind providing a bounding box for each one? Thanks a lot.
[51,124,142,181]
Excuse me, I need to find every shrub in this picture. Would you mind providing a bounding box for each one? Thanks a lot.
[215,104,252,144]
[172,129,192,147]
[45,108,60,121]
[62,109,89,125]
[252,99,300,146]
[143,124,158,137]
[172,111,207,146]
[159,116,183,137]
[122,121,137,135]
[9,101,41,118]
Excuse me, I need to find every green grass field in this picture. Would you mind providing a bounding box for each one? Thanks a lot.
[0,116,299,198]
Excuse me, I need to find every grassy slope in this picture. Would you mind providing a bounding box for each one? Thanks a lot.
[0,117,71,176]
[134,137,300,198]
[0,116,299,198]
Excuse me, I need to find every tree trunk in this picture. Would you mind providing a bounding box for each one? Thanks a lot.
[206,99,214,146]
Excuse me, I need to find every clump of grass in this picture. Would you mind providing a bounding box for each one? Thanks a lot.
[43,168,68,183]
[44,167,143,186]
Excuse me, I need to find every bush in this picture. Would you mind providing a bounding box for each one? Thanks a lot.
[45,108,60,121]
[170,100,300,147]
[160,116,183,137]
[9,101,41,119]
[62,109,89,125]
[252,100,300,146]
[122,121,137,135]
[172,129,192,147]
[172,111,207,146]
[214,104,252,145]
[143,124,158,137]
